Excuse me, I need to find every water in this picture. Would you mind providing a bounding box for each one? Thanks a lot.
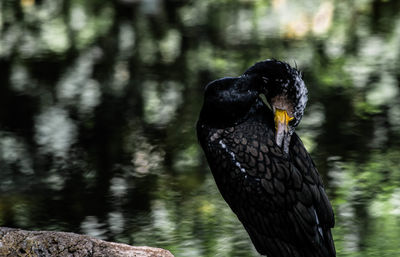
[1,0,400,256]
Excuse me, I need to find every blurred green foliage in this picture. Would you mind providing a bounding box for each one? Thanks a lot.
[1,0,400,256]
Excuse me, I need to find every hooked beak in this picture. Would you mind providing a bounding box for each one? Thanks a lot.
[274,109,294,148]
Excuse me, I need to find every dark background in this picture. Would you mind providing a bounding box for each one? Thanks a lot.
[1,0,400,256]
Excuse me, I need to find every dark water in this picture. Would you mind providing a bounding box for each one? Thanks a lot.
[1,0,400,256]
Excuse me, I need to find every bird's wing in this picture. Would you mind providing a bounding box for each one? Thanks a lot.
[289,133,336,255]
[202,123,335,257]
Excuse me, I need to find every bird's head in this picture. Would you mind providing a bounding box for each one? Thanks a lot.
[198,59,307,153]
[244,59,308,153]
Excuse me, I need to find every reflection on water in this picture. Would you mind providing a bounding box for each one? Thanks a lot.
[1,0,400,256]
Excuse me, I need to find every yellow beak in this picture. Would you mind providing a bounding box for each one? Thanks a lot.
[274,109,294,147]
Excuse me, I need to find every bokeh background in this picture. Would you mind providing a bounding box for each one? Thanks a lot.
[1,0,400,256]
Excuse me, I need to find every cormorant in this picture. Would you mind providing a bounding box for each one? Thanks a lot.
[196,59,335,257]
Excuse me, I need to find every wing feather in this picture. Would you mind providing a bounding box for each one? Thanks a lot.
[198,121,335,256]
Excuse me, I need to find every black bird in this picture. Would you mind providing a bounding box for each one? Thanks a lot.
[196,60,335,257]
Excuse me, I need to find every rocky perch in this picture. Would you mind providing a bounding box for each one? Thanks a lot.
[0,227,174,257]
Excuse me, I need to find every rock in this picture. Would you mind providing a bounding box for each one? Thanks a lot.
[0,227,174,257]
